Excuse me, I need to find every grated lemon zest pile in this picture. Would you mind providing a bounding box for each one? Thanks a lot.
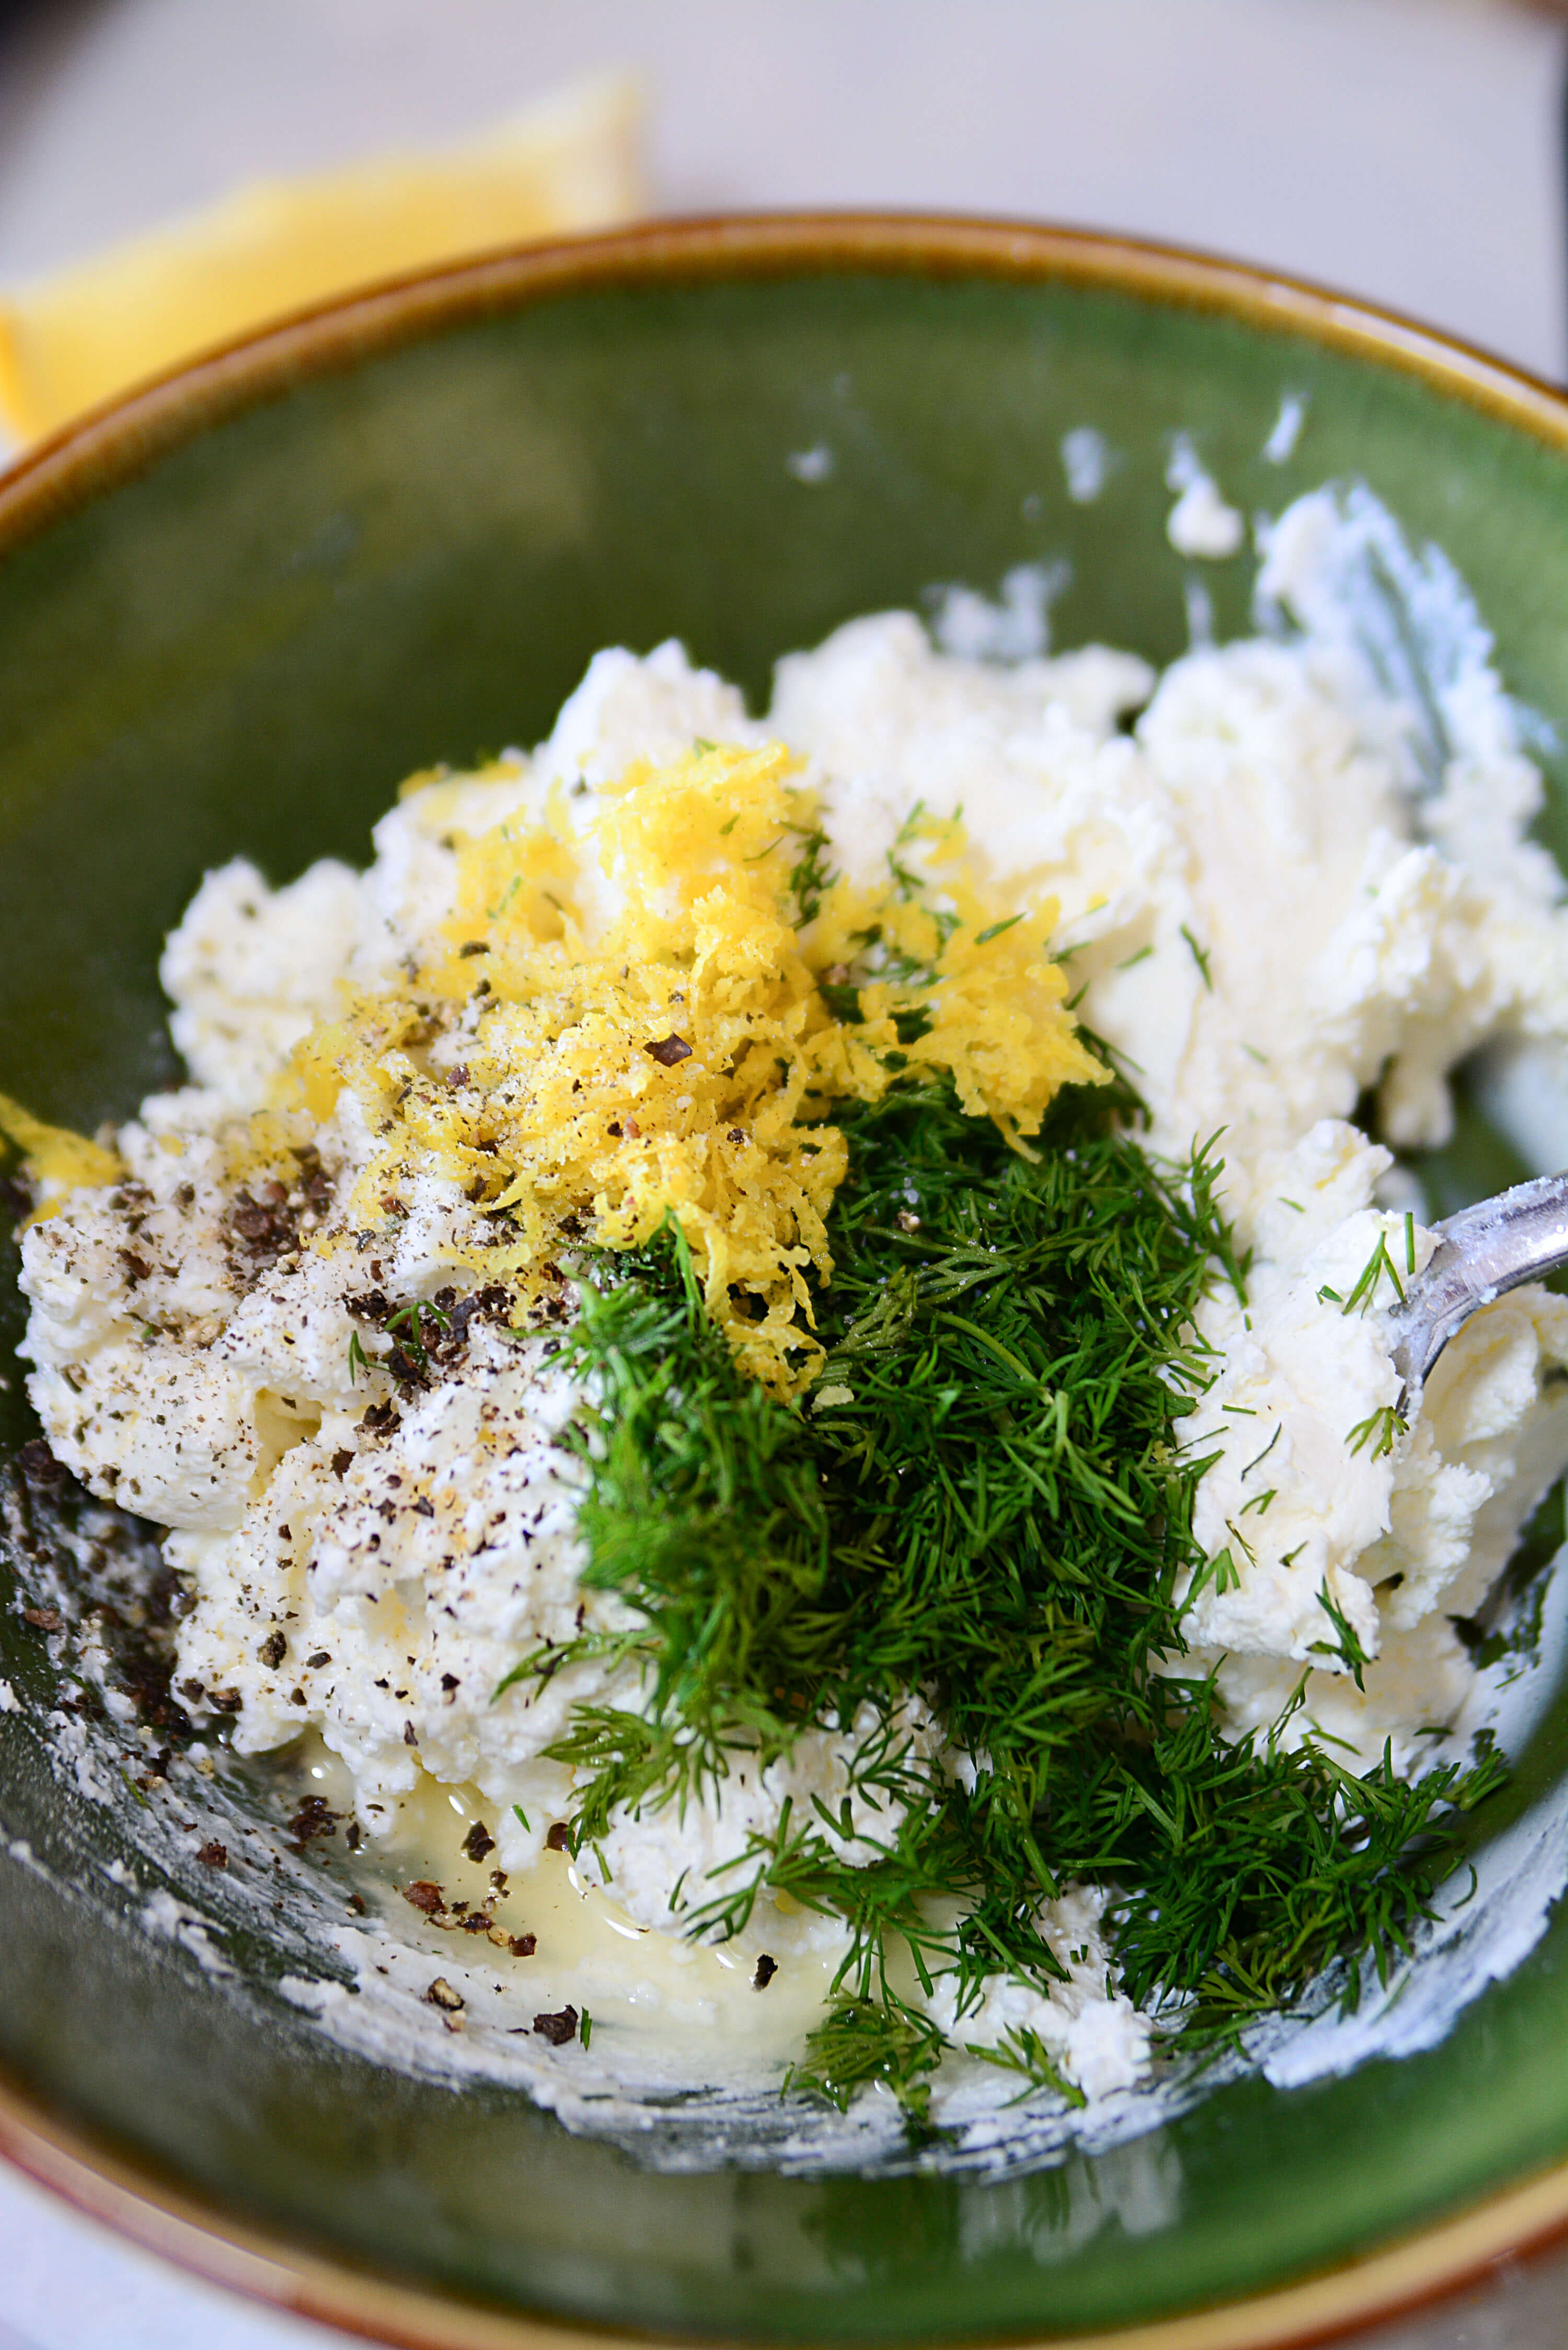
[282,740,1104,1391]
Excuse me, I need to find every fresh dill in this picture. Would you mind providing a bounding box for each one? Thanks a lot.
[1240,1424,1281,1480]
[383,1299,452,1373]
[974,913,1027,948]
[486,872,525,923]
[1180,925,1214,989]
[1347,1403,1407,1460]
[501,1080,1504,2121]
[786,824,836,926]
[782,1996,947,2125]
[1187,1542,1242,1602]
[1341,1231,1406,1316]
[1311,1584,1372,1689]
[347,1330,370,1386]
[964,2021,1086,2109]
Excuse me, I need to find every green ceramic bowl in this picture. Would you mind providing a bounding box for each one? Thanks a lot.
[5,216,1568,2350]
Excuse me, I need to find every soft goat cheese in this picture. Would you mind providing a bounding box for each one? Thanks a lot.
[17,485,1568,2104]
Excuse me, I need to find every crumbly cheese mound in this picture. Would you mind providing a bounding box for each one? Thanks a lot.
[160,858,365,1112]
[1171,1120,1568,1766]
[168,1326,612,1851]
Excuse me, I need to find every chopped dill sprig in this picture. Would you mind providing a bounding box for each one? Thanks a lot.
[785,1996,948,2124]
[384,1299,452,1373]
[1347,1403,1407,1460]
[974,912,1027,948]
[1180,925,1214,989]
[1311,1584,1373,1689]
[1102,1685,1502,2033]
[1240,1424,1281,1479]
[1341,1231,1406,1316]
[505,1079,1505,2121]
[964,2022,1087,2109]
[786,824,836,927]
[1186,1542,1241,1602]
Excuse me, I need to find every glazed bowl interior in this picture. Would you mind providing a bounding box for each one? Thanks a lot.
[4,221,1568,2349]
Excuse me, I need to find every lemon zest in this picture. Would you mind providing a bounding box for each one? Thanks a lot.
[267,740,1104,1392]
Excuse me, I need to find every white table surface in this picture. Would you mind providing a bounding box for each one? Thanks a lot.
[2,3,1567,2343]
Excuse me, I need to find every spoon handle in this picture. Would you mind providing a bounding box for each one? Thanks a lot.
[1389,1170,1568,1403]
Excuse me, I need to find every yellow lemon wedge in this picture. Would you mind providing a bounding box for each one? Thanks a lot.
[0,74,643,443]
[0,1090,121,1208]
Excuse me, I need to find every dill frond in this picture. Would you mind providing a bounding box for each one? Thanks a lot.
[506,1079,1506,2120]
[1346,1403,1406,1460]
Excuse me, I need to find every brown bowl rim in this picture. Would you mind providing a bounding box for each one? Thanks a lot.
[4,208,1568,2350]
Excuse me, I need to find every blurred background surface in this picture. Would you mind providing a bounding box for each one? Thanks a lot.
[1,0,1567,2343]
[0,0,1564,376]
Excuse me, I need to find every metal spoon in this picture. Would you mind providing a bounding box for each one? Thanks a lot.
[1388,1171,1568,1410]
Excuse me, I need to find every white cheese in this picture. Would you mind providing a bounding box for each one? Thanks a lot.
[19,482,1568,2110]
[1165,434,1246,560]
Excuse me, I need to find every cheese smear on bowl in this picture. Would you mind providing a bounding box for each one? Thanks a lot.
[10,482,1568,2146]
